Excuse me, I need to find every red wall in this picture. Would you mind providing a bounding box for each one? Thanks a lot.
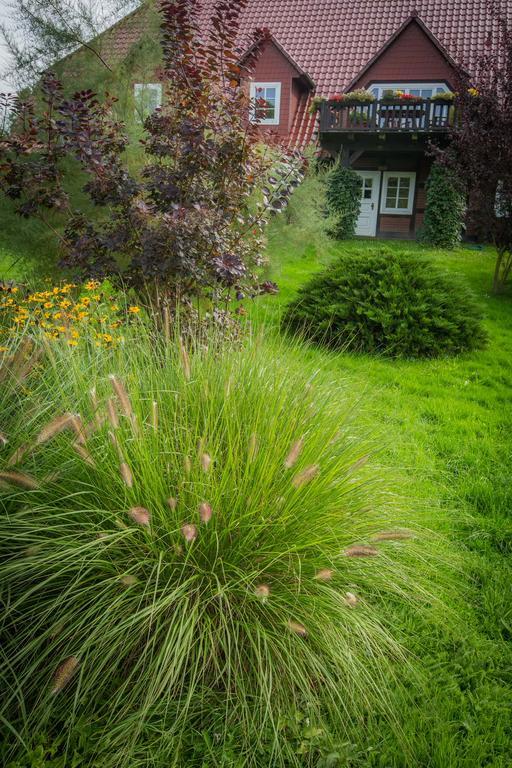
[246,40,303,135]
[353,22,456,90]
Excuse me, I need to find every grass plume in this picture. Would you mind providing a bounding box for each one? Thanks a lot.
[0,324,458,768]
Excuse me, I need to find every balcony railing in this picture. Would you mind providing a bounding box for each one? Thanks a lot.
[319,98,454,134]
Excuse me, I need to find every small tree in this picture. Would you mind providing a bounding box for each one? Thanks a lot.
[418,163,466,249]
[435,1,512,292]
[325,163,362,239]
[0,0,303,307]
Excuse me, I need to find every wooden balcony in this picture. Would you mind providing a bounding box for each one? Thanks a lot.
[319,98,454,134]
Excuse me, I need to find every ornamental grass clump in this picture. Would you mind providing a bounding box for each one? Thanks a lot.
[0,325,451,766]
[282,248,487,358]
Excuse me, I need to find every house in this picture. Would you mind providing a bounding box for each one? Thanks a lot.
[72,0,509,240]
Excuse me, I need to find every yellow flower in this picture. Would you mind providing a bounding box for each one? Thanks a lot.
[44,301,53,309]
[111,304,119,311]
[60,300,72,309]
[128,306,141,314]
[85,280,100,291]
[0,346,8,353]
[102,333,113,343]
[71,330,80,339]
[68,340,78,347]
[468,87,479,97]
[54,312,62,320]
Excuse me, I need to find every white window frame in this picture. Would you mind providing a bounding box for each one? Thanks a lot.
[133,83,163,122]
[368,82,449,99]
[249,82,281,125]
[380,172,416,215]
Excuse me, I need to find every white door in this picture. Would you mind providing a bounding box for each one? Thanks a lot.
[355,171,381,236]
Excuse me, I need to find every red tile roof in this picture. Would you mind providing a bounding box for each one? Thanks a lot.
[199,0,511,96]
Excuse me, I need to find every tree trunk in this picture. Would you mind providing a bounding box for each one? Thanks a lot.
[493,247,512,293]
[492,250,503,293]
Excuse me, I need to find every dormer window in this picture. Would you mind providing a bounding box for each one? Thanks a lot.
[368,82,449,100]
[250,82,281,125]
[134,83,162,122]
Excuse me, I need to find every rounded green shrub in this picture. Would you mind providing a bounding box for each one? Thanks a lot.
[325,163,362,239]
[418,163,466,249]
[282,249,486,358]
[0,325,443,767]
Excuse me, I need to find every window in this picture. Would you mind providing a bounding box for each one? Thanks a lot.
[369,82,449,100]
[381,172,416,215]
[249,82,281,125]
[362,177,374,200]
[134,83,162,122]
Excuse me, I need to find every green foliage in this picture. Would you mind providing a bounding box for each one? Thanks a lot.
[340,89,375,103]
[282,248,487,357]
[419,164,466,249]
[0,4,302,300]
[325,164,362,240]
[0,322,446,767]
[308,95,326,114]
[433,91,455,102]
[253,229,512,766]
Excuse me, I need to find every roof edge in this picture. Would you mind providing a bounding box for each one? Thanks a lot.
[345,14,461,92]
[240,34,316,89]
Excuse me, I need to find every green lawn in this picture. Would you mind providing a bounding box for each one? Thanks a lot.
[1,175,511,766]
[246,183,512,766]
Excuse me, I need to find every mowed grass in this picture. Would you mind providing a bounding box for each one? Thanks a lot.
[1,171,511,765]
[246,176,512,766]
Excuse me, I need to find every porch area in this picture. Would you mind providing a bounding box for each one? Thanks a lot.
[319,97,453,134]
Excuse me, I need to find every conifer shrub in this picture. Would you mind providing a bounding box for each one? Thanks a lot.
[282,249,486,358]
[418,164,466,248]
[0,322,445,767]
[325,163,362,239]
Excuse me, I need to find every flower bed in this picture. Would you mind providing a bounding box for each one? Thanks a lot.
[0,280,139,349]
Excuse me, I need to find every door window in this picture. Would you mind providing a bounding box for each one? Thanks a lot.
[362,178,373,199]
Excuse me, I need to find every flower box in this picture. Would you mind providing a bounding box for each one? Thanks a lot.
[432,92,455,102]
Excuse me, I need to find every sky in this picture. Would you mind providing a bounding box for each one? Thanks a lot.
[0,1,15,92]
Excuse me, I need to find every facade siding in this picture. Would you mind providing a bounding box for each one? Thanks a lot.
[352,22,456,89]
[246,40,304,136]
[379,215,413,236]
